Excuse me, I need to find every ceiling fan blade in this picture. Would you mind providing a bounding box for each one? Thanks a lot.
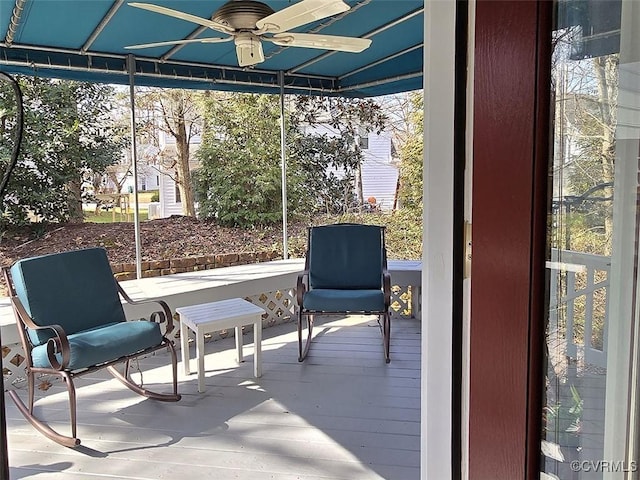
[255,0,350,34]
[235,34,265,67]
[128,3,234,34]
[269,33,371,53]
[125,37,232,50]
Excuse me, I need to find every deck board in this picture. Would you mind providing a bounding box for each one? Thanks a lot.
[6,315,421,479]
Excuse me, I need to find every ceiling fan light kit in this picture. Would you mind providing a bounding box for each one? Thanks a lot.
[234,32,265,67]
[126,0,371,67]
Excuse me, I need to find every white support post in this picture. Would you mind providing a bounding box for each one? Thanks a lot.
[127,54,142,279]
[422,1,456,479]
[279,71,288,259]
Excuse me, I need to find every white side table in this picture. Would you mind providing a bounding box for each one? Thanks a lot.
[176,298,265,392]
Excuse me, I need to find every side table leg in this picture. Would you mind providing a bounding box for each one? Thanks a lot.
[196,329,205,393]
[180,320,191,376]
[235,326,243,363]
[254,318,262,378]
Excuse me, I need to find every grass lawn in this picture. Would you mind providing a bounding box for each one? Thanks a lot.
[82,192,156,224]
[84,208,148,223]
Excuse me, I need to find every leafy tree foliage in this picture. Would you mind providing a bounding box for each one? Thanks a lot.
[0,77,123,226]
[397,92,423,213]
[290,96,386,214]
[286,128,359,215]
[195,93,283,226]
[195,93,388,227]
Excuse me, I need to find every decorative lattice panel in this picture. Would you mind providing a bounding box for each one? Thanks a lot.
[3,286,415,390]
[247,289,296,327]
[390,285,413,318]
[2,344,26,390]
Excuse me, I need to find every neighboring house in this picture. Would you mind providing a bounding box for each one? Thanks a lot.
[360,137,399,211]
[121,169,160,195]
[148,131,201,219]
[108,145,161,195]
[87,147,159,213]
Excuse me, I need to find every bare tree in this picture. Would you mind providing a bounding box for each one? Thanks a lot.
[136,88,203,217]
[376,92,421,149]
[553,28,618,255]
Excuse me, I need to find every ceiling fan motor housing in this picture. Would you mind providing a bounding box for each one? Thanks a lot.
[212,0,276,30]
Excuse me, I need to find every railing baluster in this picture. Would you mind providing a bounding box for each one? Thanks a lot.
[547,249,610,369]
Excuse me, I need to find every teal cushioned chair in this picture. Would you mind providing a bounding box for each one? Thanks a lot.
[3,247,181,447]
[296,223,391,362]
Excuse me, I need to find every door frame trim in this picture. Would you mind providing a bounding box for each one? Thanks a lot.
[468,1,551,478]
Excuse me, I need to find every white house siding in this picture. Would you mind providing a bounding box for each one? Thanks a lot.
[363,133,392,165]
[361,162,399,211]
[141,174,160,191]
[157,138,201,218]
[158,172,184,218]
[360,133,398,211]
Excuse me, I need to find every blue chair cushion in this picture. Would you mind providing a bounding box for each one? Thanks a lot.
[10,248,126,346]
[308,224,383,290]
[303,289,385,312]
[31,320,163,371]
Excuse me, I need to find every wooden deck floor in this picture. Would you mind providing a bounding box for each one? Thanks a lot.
[5,315,421,479]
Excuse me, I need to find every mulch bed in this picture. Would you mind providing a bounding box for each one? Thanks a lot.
[0,216,308,269]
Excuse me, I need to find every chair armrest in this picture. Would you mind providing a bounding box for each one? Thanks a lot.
[382,270,392,308]
[45,325,71,370]
[296,270,309,308]
[10,296,71,370]
[116,283,176,335]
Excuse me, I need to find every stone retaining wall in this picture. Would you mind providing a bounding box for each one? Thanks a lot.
[111,251,281,281]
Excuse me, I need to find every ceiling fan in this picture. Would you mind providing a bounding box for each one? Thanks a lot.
[126,0,372,67]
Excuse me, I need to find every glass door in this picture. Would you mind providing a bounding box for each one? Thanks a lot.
[542,1,640,478]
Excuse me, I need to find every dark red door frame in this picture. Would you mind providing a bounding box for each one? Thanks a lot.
[469,1,552,479]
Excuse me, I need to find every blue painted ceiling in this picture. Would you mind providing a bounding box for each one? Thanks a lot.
[0,0,423,97]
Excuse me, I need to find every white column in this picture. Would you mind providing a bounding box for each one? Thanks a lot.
[422,0,456,478]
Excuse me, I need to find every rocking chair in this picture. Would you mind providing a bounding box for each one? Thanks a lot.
[296,223,392,363]
[3,247,181,447]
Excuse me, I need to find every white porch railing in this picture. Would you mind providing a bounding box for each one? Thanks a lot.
[1,259,421,390]
[548,249,610,369]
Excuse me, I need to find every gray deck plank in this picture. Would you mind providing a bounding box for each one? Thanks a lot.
[6,316,421,480]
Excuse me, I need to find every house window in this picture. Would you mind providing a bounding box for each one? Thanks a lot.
[358,126,369,149]
[175,184,181,203]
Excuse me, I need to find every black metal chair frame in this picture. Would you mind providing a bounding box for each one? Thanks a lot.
[295,225,392,363]
[2,267,181,448]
